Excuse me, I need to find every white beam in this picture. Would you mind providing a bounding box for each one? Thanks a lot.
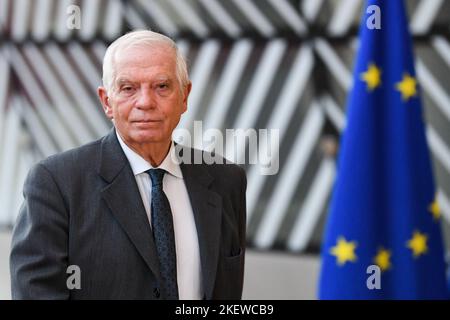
[166,0,209,38]
[410,0,444,35]
[32,0,53,41]
[54,0,73,41]
[301,0,324,22]
[200,40,253,144]
[198,0,241,38]
[67,42,103,95]
[231,0,275,37]
[44,43,110,137]
[246,45,314,221]
[417,59,450,123]
[124,2,148,30]
[437,189,450,225]
[427,126,450,175]
[92,41,107,65]
[321,94,346,132]
[6,45,76,150]
[138,0,178,36]
[267,0,307,35]
[103,0,123,40]
[0,49,9,158]
[254,103,325,249]
[432,36,450,68]
[79,0,101,40]
[177,40,220,130]
[11,143,34,224]
[327,0,362,36]
[11,0,29,41]
[0,105,21,225]
[0,0,10,33]
[314,38,352,90]
[176,39,189,59]
[23,44,93,144]
[13,95,58,157]
[288,158,336,252]
[226,39,287,163]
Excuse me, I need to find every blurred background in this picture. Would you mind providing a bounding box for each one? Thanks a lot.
[0,0,449,299]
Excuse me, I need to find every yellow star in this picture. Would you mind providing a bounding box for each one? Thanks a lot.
[373,247,391,272]
[395,73,417,101]
[406,230,428,258]
[360,63,382,91]
[428,197,441,221]
[330,236,358,266]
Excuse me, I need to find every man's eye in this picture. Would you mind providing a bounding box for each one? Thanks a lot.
[123,86,133,91]
[158,83,168,89]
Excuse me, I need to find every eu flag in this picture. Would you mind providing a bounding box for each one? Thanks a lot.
[319,0,448,299]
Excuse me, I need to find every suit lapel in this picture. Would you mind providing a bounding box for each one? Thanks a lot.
[180,153,222,300]
[98,130,161,280]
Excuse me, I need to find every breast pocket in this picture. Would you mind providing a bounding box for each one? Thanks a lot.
[225,247,244,263]
[221,207,241,257]
[215,247,245,299]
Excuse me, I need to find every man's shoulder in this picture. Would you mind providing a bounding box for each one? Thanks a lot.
[178,145,246,180]
[38,135,105,173]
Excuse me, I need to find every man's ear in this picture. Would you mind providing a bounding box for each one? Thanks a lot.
[182,82,192,113]
[98,87,113,119]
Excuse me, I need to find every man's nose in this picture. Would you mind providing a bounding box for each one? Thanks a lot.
[136,88,156,109]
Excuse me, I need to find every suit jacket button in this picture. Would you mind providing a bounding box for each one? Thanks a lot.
[153,288,160,298]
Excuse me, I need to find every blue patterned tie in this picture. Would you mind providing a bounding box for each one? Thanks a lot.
[147,169,179,299]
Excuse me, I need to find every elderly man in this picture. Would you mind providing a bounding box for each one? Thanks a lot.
[10,30,247,300]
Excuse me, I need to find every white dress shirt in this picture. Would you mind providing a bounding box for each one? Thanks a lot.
[116,131,203,300]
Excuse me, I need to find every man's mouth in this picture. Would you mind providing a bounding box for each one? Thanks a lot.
[132,119,162,123]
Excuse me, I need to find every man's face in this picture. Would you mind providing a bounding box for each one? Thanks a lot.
[98,44,191,146]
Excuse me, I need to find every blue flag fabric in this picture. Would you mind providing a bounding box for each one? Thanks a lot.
[319,0,448,299]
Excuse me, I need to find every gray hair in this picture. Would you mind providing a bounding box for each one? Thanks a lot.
[102,30,189,93]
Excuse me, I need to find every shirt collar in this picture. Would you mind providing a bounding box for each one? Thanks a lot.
[115,130,183,179]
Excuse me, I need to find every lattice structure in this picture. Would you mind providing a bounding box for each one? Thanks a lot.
[0,0,449,254]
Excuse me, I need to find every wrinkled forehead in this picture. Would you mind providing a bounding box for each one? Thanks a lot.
[113,42,176,71]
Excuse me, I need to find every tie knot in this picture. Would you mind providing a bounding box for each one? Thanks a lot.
[147,169,165,188]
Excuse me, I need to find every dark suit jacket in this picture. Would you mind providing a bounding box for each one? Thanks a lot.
[10,129,247,299]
